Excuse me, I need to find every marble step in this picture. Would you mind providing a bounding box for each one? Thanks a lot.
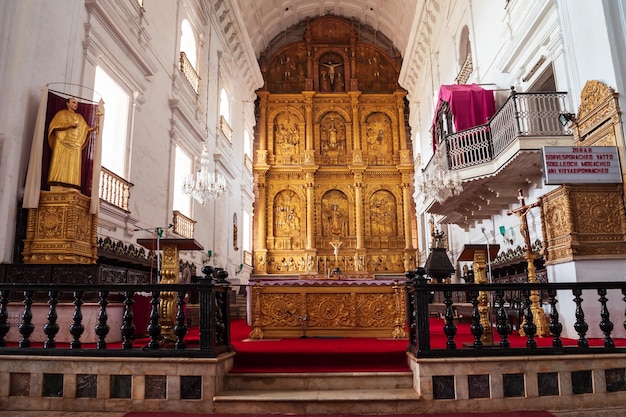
[224,371,414,391]
[213,388,421,414]
[214,371,420,414]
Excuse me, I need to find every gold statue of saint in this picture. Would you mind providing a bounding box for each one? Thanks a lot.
[47,97,97,188]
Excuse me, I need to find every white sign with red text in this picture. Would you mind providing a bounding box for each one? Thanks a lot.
[542,146,622,184]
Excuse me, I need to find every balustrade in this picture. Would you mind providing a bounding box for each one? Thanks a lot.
[405,268,626,358]
[179,51,200,93]
[0,267,231,357]
[99,167,132,211]
[427,91,572,172]
[3,266,626,360]
[172,210,196,239]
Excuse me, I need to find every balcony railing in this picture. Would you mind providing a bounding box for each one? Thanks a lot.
[99,167,132,211]
[443,90,571,171]
[179,51,200,94]
[219,115,233,143]
[172,210,195,239]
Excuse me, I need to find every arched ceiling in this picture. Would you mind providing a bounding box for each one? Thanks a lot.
[233,0,421,58]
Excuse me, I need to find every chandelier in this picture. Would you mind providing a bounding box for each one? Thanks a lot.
[182,144,226,206]
[417,145,463,203]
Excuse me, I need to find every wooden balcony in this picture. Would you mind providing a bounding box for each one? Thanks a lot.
[419,91,575,226]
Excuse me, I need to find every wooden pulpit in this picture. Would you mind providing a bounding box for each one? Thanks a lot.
[137,238,203,341]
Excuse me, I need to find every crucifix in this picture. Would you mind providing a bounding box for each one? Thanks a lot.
[507,189,550,337]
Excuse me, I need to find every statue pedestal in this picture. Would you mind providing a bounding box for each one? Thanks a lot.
[22,189,97,264]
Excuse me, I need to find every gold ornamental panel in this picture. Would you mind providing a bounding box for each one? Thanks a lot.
[540,184,626,264]
[22,189,97,264]
[249,281,407,339]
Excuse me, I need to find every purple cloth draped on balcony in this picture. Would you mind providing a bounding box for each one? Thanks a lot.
[431,84,496,150]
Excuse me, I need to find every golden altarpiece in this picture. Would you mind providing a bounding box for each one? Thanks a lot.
[250,16,416,338]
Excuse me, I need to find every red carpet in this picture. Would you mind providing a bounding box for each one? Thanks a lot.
[230,319,409,373]
[124,411,557,417]
[229,318,626,373]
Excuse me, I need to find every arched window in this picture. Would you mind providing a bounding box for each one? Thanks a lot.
[455,25,473,84]
[243,129,252,156]
[180,19,197,70]
[173,145,193,217]
[94,66,130,178]
[220,88,230,124]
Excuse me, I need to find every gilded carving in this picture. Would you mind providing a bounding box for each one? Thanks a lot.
[273,112,301,156]
[364,112,393,155]
[23,189,97,264]
[249,282,406,339]
[541,184,626,264]
[322,190,349,237]
[273,190,302,237]
[320,112,347,155]
[253,15,416,277]
[574,80,622,148]
[369,190,397,236]
[577,80,615,119]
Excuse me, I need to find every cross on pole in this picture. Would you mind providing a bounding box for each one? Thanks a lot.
[507,189,549,337]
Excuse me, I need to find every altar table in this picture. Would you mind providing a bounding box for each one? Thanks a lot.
[248,279,407,339]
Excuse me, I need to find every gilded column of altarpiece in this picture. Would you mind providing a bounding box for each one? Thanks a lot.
[253,15,417,278]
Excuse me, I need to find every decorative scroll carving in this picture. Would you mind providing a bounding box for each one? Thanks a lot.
[573,80,622,147]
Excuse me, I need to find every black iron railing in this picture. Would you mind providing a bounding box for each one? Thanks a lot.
[0,266,231,357]
[406,268,626,358]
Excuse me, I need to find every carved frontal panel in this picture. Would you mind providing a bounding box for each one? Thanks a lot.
[249,282,406,338]
[540,184,626,264]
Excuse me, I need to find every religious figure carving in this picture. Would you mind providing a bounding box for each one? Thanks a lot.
[274,113,300,156]
[321,114,346,155]
[334,72,344,92]
[320,71,330,92]
[48,97,98,188]
[274,190,301,237]
[321,61,342,83]
[370,191,397,236]
[329,203,343,236]
[330,239,343,261]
